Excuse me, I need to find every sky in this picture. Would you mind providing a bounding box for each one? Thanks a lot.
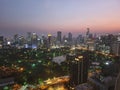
[0,0,120,37]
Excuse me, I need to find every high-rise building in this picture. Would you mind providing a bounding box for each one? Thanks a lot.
[57,31,62,43]
[18,36,25,47]
[13,34,19,45]
[68,54,89,87]
[41,35,48,48]
[86,28,90,38]
[27,32,32,48]
[0,36,4,48]
[85,28,95,50]
[112,34,120,56]
[76,34,84,44]
[31,32,38,48]
[0,36,3,44]
[99,34,117,54]
[117,33,120,56]
[68,32,72,42]
[86,28,93,39]
[85,28,90,44]
[48,34,52,48]
[118,33,120,42]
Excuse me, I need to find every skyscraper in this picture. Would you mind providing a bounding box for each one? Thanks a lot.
[57,31,62,43]
[68,32,72,46]
[112,34,120,56]
[13,34,19,45]
[68,32,72,42]
[18,36,25,47]
[31,32,38,48]
[0,36,4,48]
[86,28,90,38]
[68,54,89,87]
[48,34,52,48]
[27,32,32,48]
[0,36,3,44]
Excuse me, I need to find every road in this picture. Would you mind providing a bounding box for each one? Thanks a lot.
[39,76,69,89]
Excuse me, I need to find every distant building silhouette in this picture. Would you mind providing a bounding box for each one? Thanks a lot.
[31,32,38,48]
[0,36,4,48]
[68,32,72,42]
[57,31,62,43]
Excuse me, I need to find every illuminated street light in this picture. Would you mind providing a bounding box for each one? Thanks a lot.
[105,61,112,65]
[105,62,109,65]
[75,58,79,61]
[78,56,83,59]
[20,67,24,72]
[32,64,36,67]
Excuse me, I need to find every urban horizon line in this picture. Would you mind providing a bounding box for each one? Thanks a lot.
[0,29,120,38]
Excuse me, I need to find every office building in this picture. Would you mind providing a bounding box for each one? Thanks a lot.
[0,36,3,45]
[47,34,52,48]
[31,32,38,48]
[68,54,89,87]
[112,35,120,56]
[0,36,4,48]
[86,28,90,39]
[13,34,19,45]
[57,31,62,43]
[26,32,32,48]
[68,32,72,42]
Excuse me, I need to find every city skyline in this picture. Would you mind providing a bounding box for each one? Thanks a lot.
[0,0,120,37]
[0,0,120,88]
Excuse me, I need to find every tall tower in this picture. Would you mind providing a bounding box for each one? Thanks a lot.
[0,36,4,48]
[13,34,19,45]
[32,32,38,48]
[57,31,62,43]
[26,32,32,48]
[68,32,72,42]
[48,34,52,48]
[116,33,120,56]
[68,54,89,87]
[86,28,90,37]
[118,33,120,42]
[18,36,25,46]
[85,28,90,44]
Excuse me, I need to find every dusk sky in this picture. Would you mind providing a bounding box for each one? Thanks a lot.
[0,0,120,37]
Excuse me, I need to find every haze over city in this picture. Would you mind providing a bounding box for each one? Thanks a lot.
[0,1,120,90]
[0,0,120,37]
